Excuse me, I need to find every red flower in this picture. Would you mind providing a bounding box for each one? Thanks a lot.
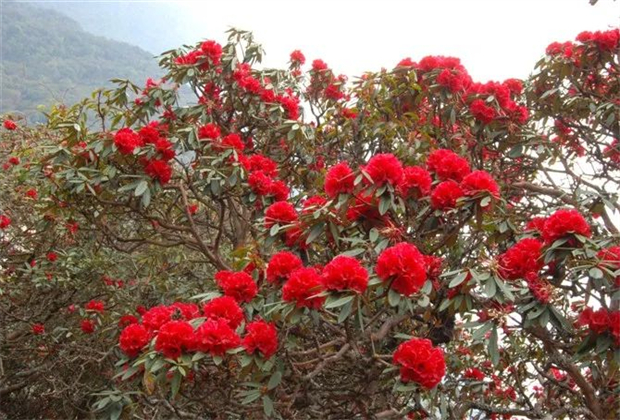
[430,181,464,210]
[278,94,300,120]
[144,159,172,184]
[597,246,620,269]
[364,153,404,187]
[609,311,620,345]
[241,154,279,177]
[214,271,258,303]
[302,195,328,214]
[264,202,298,228]
[8,156,20,166]
[541,209,591,244]
[200,40,223,65]
[248,170,274,196]
[321,256,369,293]
[0,215,10,229]
[463,367,485,381]
[282,267,325,309]
[25,189,38,200]
[114,128,143,154]
[32,324,45,335]
[142,305,174,332]
[426,149,471,182]
[198,123,221,140]
[221,133,245,152]
[267,251,303,284]
[469,99,496,124]
[243,319,278,359]
[589,308,610,335]
[393,338,445,389]
[525,273,552,304]
[497,238,543,280]
[3,120,17,130]
[81,319,96,334]
[46,252,58,262]
[398,166,432,198]
[155,320,194,359]
[203,296,244,329]
[118,314,139,328]
[193,318,241,356]
[312,59,328,71]
[325,162,355,198]
[169,302,201,320]
[376,243,427,296]
[138,122,162,143]
[119,324,150,357]
[269,180,290,202]
[525,217,546,234]
[85,300,105,313]
[290,50,306,65]
[460,170,500,198]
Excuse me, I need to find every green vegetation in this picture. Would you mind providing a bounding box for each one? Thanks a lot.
[1,2,162,121]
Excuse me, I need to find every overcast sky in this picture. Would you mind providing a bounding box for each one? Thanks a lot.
[171,0,619,82]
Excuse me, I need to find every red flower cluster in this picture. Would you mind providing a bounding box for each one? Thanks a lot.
[393,338,446,389]
[541,209,591,244]
[426,149,471,182]
[242,319,278,359]
[460,170,500,198]
[155,320,195,358]
[142,305,175,332]
[203,296,244,329]
[497,238,543,280]
[282,267,325,309]
[119,324,150,357]
[578,307,620,345]
[264,202,298,228]
[525,273,552,304]
[175,40,222,68]
[3,119,17,130]
[267,251,303,284]
[241,154,279,178]
[143,159,172,184]
[114,128,143,155]
[463,367,485,381]
[576,29,620,51]
[85,300,105,313]
[32,324,45,335]
[376,243,428,296]
[363,153,404,187]
[194,318,240,356]
[214,271,258,303]
[0,215,11,229]
[198,123,221,140]
[469,99,497,124]
[290,50,306,65]
[81,319,95,334]
[321,256,369,293]
[430,180,464,210]
[325,162,355,198]
[398,166,432,198]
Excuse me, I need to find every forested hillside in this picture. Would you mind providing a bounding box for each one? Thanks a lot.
[1,2,162,121]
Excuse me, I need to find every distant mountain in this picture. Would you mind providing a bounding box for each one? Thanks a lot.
[29,0,190,55]
[1,2,163,121]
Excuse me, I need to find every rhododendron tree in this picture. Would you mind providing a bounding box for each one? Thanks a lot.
[1,27,619,420]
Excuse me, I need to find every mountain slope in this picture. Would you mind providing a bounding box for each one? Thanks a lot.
[1,2,163,121]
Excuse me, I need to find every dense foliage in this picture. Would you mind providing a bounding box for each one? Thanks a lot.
[1,26,619,420]
[1,2,162,121]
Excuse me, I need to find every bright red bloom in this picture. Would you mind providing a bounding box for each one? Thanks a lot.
[267,251,303,284]
[346,193,381,222]
[138,122,162,143]
[264,202,298,228]
[85,300,105,313]
[363,153,404,186]
[241,154,279,177]
[282,267,325,309]
[426,149,471,182]
[155,320,194,359]
[118,314,139,328]
[214,271,258,303]
[302,195,327,214]
[193,318,241,356]
[200,40,223,65]
[463,367,485,381]
[312,59,328,71]
[25,189,38,200]
[503,79,524,95]
[278,94,301,120]
[393,338,445,389]
[321,256,369,293]
[248,170,274,196]
[609,311,620,345]
[119,324,150,357]
[268,180,290,201]
[81,319,95,334]
[46,252,58,262]
[589,308,610,335]
[32,324,45,335]
[398,166,432,198]
[3,120,17,130]
[376,243,427,296]
[114,128,143,154]
[198,123,221,140]
[8,156,20,165]
[497,238,543,280]
[144,159,172,184]
[525,273,552,304]
[541,209,591,244]
[142,305,174,332]
[469,99,496,124]
[460,170,500,198]
[0,215,10,229]
[243,319,278,359]
[221,133,245,152]
[290,50,306,65]
[525,217,547,234]
[325,162,355,198]
[430,181,464,210]
[203,296,245,329]
[597,246,620,269]
[169,302,201,320]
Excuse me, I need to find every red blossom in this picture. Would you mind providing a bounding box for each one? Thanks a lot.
[398,166,432,198]
[0,215,10,229]
[3,119,17,130]
[81,319,96,334]
[430,181,464,210]
[290,50,306,65]
[203,296,245,329]
[363,153,404,187]
[143,159,172,184]
[469,99,497,124]
[267,251,303,284]
[114,128,143,154]
[142,305,174,332]
[32,324,45,335]
[497,238,543,280]
[193,318,241,356]
[325,162,355,198]
[376,243,427,296]
[214,271,258,303]
[393,338,446,389]
[155,320,194,359]
[198,123,221,140]
[460,170,500,198]
[264,202,298,228]
[541,209,591,244]
[85,300,105,313]
[282,267,325,309]
[426,149,471,182]
[321,256,369,293]
[243,319,278,359]
[119,324,150,357]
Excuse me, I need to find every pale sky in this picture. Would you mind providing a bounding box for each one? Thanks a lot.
[175,0,619,82]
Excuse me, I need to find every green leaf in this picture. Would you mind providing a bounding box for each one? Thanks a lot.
[485,277,497,298]
[262,395,274,417]
[134,180,148,197]
[338,299,354,323]
[472,322,494,341]
[325,295,354,309]
[488,327,499,366]
[388,289,401,307]
[589,267,604,280]
[170,372,182,397]
[241,390,261,405]
[341,248,365,257]
[267,371,282,390]
[369,228,379,243]
[448,272,468,288]
[379,195,391,215]
[305,223,324,245]
[269,224,280,236]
